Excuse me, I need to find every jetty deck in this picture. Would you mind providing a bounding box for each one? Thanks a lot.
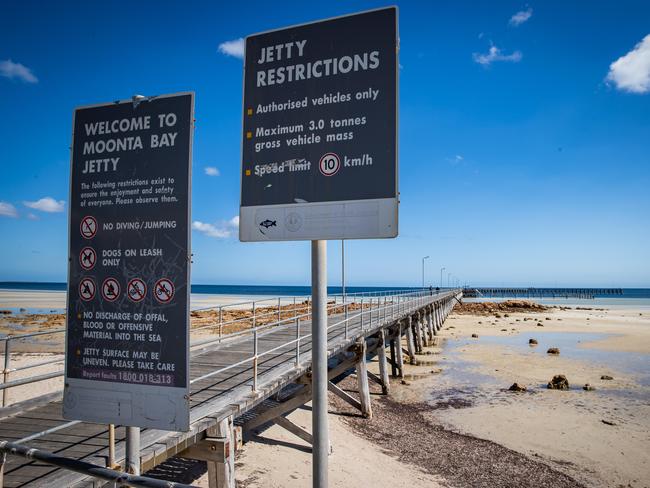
[0,290,460,487]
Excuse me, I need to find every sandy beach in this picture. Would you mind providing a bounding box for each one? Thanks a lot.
[423,304,650,487]
[190,301,649,488]
[1,291,648,487]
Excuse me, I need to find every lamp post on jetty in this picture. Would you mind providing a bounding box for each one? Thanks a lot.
[440,267,446,289]
[421,256,429,288]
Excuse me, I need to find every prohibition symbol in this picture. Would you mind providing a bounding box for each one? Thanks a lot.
[79,247,96,271]
[78,278,96,301]
[127,278,147,303]
[319,153,341,176]
[154,278,175,304]
[80,216,97,239]
[102,278,121,302]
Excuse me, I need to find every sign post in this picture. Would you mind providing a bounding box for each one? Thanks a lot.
[240,8,398,487]
[64,93,194,435]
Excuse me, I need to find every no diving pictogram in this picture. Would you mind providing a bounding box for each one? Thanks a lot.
[127,278,147,303]
[319,153,341,176]
[79,247,96,271]
[154,278,175,304]
[102,278,120,302]
[80,216,97,239]
[79,278,96,301]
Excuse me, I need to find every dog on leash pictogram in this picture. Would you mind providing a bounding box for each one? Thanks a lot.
[79,247,96,271]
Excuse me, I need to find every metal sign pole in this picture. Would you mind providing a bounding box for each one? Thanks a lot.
[311,240,328,488]
[126,426,140,475]
[341,240,345,302]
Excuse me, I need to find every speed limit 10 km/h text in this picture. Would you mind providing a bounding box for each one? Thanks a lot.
[319,153,340,176]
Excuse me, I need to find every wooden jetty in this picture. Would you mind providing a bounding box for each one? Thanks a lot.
[0,290,460,487]
[462,287,623,299]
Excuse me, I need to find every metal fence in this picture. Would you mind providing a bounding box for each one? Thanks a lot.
[0,288,442,408]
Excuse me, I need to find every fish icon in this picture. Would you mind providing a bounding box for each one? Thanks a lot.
[259,219,277,229]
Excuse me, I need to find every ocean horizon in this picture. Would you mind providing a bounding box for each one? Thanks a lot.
[1,282,649,299]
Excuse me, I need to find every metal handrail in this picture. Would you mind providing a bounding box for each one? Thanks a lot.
[189,289,451,391]
[0,440,196,488]
[0,289,457,406]
[0,288,460,488]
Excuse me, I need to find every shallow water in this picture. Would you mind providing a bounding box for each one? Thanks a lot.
[433,330,650,409]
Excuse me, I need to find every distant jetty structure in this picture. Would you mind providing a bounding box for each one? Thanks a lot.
[462,287,623,299]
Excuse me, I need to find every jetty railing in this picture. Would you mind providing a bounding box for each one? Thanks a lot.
[0,288,460,487]
[0,440,195,488]
[0,288,441,407]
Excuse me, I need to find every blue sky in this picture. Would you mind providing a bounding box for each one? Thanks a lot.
[1,1,649,287]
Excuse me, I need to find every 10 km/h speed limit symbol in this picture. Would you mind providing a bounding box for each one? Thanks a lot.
[319,153,341,176]
[154,278,175,304]
[79,247,96,271]
[127,278,147,303]
[80,216,97,239]
[102,278,120,302]
[79,278,96,301]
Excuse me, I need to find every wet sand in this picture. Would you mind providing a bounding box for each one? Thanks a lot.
[216,303,648,488]
[382,304,650,488]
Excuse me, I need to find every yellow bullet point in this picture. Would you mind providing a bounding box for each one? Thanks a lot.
[77,313,82,319]
[247,108,253,116]
[246,131,252,139]
[245,169,251,176]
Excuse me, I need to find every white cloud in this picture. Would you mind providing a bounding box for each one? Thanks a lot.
[192,216,239,239]
[0,202,18,218]
[23,197,65,213]
[204,166,220,176]
[0,59,38,83]
[473,45,522,66]
[218,38,245,59]
[509,7,533,27]
[446,155,465,165]
[26,213,39,220]
[606,34,650,94]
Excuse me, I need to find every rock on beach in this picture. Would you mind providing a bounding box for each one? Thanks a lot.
[547,375,569,390]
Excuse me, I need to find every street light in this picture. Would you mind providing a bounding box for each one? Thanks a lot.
[440,267,446,289]
[421,256,429,288]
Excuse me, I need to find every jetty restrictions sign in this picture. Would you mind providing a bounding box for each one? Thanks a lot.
[64,93,193,431]
[239,7,398,241]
